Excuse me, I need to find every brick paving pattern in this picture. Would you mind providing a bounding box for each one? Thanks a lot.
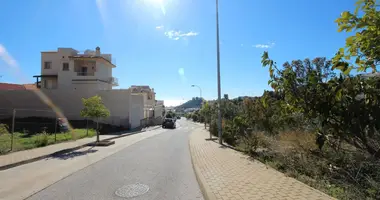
[189,127,335,200]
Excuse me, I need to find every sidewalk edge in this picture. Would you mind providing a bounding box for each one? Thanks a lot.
[188,130,217,200]
[0,126,160,171]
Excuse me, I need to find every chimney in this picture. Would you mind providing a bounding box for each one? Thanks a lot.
[95,46,100,56]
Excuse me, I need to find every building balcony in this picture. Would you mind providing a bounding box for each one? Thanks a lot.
[110,77,118,86]
[77,72,95,76]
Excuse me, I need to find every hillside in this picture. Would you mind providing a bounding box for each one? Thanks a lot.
[175,97,203,110]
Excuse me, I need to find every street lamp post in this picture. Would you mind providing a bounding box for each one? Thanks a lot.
[191,85,202,99]
[216,0,222,144]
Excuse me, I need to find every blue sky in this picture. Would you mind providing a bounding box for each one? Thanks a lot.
[0,0,356,106]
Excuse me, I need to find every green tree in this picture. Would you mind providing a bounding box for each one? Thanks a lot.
[200,102,211,132]
[192,110,200,122]
[333,0,380,73]
[262,52,380,158]
[165,111,176,118]
[80,95,110,142]
[0,124,9,135]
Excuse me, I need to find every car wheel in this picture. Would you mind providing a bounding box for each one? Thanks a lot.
[162,125,165,128]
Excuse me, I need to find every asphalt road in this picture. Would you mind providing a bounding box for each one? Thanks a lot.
[27,120,204,200]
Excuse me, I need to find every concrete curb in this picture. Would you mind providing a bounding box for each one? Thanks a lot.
[0,126,161,171]
[188,128,217,200]
[103,126,161,141]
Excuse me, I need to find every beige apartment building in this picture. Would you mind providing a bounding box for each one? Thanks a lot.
[35,47,117,91]
[0,47,163,129]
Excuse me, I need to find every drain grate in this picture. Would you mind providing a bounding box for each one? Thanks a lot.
[115,183,149,198]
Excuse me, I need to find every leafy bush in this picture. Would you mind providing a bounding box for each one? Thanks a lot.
[34,132,49,147]
[210,119,218,137]
[192,113,199,122]
[221,119,237,146]
[0,124,9,135]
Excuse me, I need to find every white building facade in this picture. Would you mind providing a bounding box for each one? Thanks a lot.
[0,47,163,130]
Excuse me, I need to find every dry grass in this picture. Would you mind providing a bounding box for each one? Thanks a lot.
[250,131,380,200]
[275,131,318,152]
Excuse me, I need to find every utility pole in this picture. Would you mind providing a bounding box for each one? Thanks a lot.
[216,0,222,145]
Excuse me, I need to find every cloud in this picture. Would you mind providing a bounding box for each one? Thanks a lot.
[156,25,164,30]
[164,30,199,40]
[253,42,275,49]
[0,44,18,68]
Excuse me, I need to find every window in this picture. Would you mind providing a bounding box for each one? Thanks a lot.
[62,63,69,71]
[44,62,52,69]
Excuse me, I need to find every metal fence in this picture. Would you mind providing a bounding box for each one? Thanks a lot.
[0,107,131,153]
[0,108,98,152]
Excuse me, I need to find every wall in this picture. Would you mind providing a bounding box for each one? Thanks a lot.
[41,77,58,89]
[0,89,97,120]
[96,63,110,80]
[41,48,76,76]
[154,105,164,118]
[0,89,133,128]
[129,94,144,129]
[98,89,130,127]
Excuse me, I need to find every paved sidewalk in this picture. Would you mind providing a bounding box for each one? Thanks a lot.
[0,126,160,170]
[0,135,113,169]
[189,128,335,200]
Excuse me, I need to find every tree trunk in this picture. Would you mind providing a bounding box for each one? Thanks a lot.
[96,119,99,142]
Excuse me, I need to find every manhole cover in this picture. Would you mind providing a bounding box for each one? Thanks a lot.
[115,183,149,198]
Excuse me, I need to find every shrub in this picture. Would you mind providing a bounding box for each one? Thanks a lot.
[0,124,9,135]
[222,120,237,146]
[34,132,49,147]
[209,119,218,137]
[192,114,199,122]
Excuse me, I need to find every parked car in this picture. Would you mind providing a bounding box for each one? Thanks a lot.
[162,118,176,129]
[177,116,181,119]
[57,118,69,132]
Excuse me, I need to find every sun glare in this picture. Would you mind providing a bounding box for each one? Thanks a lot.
[145,0,166,15]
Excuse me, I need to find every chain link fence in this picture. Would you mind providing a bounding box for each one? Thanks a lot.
[0,108,96,153]
[0,107,132,154]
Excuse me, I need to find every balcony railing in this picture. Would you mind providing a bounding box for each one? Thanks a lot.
[77,72,94,76]
[109,77,119,86]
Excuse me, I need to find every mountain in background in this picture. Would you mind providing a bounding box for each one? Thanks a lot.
[175,97,203,110]
[174,94,262,111]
